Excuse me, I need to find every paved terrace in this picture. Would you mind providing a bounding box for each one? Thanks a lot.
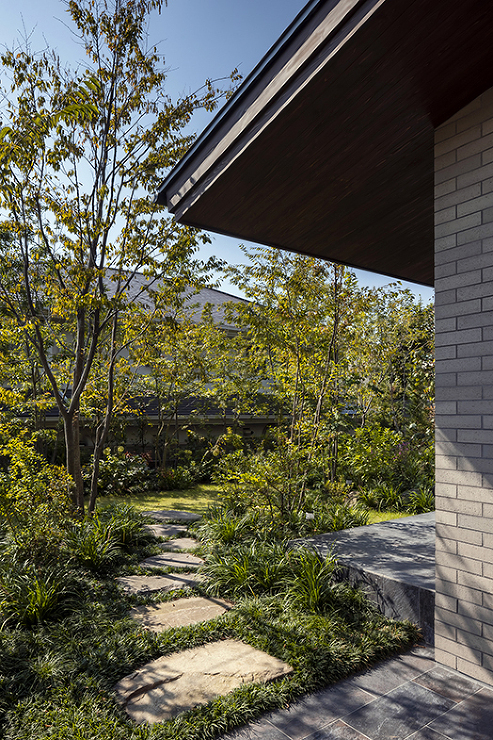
[223,644,493,740]
[226,512,493,739]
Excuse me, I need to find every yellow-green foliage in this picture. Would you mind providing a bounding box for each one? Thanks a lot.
[0,427,72,561]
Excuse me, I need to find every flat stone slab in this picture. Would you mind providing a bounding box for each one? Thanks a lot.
[140,552,204,570]
[114,639,293,724]
[297,512,435,590]
[147,509,201,522]
[294,512,436,644]
[144,524,188,538]
[130,596,232,631]
[159,537,198,552]
[117,573,206,595]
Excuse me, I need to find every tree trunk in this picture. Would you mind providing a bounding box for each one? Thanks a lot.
[65,412,85,514]
[88,314,119,514]
[88,427,107,514]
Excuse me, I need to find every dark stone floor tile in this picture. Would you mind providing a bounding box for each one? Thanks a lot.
[348,651,435,697]
[262,707,316,740]
[428,687,493,740]
[343,681,455,740]
[221,720,290,740]
[266,683,375,739]
[406,727,451,740]
[303,719,371,739]
[413,664,483,703]
[409,645,435,661]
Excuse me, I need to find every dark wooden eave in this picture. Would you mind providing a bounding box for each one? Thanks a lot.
[157,0,493,287]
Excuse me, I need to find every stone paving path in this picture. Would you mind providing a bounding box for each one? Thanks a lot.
[221,646,493,740]
[117,572,207,595]
[115,509,293,725]
[146,509,201,522]
[160,537,198,551]
[118,512,206,595]
[139,551,205,570]
[144,523,188,538]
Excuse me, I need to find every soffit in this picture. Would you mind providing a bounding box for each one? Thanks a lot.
[157,0,493,286]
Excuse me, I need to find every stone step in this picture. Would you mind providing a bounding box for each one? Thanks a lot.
[159,537,198,552]
[117,573,206,595]
[144,523,188,538]
[130,596,232,632]
[114,639,293,724]
[147,509,201,523]
[140,552,204,570]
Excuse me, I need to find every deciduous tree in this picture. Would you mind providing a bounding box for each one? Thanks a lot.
[0,0,236,513]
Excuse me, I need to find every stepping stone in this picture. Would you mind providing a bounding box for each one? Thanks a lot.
[144,524,188,538]
[147,509,201,523]
[117,573,206,595]
[114,639,293,724]
[130,596,233,631]
[140,552,204,570]
[159,537,198,552]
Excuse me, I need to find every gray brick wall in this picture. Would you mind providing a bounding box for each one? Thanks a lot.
[435,87,493,685]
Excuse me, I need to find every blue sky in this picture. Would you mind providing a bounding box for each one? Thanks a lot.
[2,0,434,302]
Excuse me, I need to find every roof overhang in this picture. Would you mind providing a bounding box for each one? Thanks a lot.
[157,0,493,287]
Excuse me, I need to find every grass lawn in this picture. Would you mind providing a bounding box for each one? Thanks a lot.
[94,483,221,516]
[95,484,418,528]
[366,509,412,524]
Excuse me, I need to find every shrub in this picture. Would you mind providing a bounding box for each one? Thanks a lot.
[0,433,73,565]
[314,504,369,532]
[194,508,256,546]
[84,448,152,497]
[358,481,404,512]
[339,425,404,486]
[340,423,434,492]
[203,546,253,597]
[407,486,435,514]
[214,443,327,526]
[204,540,341,612]
[157,464,196,491]
[203,540,292,598]
[197,490,369,547]
[96,503,149,551]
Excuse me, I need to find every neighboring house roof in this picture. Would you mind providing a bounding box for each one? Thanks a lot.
[43,393,276,422]
[105,269,247,331]
[157,0,493,287]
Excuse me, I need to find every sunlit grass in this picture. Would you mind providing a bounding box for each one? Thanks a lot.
[93,483,221,516]
[366,509,411,524]
[94,487,417,526]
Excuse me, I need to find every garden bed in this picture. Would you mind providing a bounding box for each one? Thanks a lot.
[0,503,419,739]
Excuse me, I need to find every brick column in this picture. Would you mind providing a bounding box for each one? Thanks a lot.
[434,88,493,684]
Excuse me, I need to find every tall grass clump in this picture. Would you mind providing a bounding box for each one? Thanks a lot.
[286,547,338,614]
[204,540,292,598]
[65,516,121,571]
[0,563,77,628]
